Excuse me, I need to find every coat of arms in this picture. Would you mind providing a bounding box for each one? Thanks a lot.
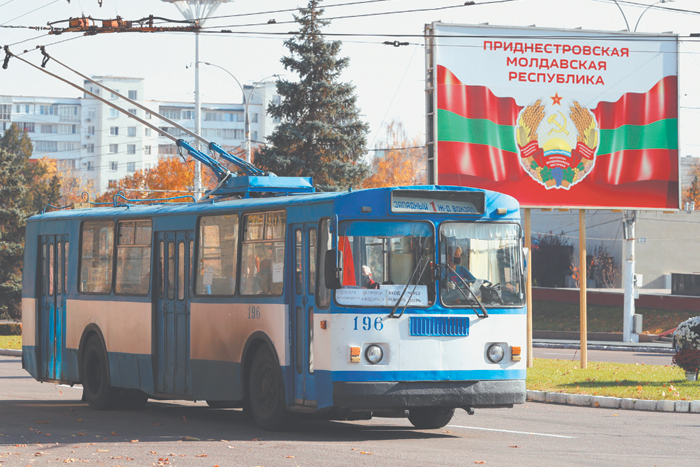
[516,93,598,189]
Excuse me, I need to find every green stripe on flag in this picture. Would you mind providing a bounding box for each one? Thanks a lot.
[598,119,678,154]
[437,109,517,153]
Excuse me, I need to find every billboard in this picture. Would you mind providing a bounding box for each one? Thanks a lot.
[427,23,679,210]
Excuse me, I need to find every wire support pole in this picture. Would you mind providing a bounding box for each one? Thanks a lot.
[579,209,588,370]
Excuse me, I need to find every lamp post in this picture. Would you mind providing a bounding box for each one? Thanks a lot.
[162,0,230,198]
[612,0,674,32]
[201,61,278,163]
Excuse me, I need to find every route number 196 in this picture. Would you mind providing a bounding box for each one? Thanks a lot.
[353,316,383,331]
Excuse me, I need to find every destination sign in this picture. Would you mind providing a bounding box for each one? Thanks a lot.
[391,190,484,215]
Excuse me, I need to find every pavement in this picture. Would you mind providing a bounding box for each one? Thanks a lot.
[533,337,675,353]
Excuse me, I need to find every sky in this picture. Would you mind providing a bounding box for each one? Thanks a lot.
[1,0,700,155]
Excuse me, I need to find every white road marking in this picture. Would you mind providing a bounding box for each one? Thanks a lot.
[447,425,576,439]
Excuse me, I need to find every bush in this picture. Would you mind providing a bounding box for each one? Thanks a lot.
[0,323,21,336]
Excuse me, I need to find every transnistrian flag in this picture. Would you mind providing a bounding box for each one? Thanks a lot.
[432,24,679,209]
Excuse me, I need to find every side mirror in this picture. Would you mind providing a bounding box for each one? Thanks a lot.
[324,249,341,290]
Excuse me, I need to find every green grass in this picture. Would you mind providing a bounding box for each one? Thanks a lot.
[527,358,700,400]
[533,300,696,334]
[0,335,21,350]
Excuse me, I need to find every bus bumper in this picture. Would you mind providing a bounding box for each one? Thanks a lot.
[332,380,525,409]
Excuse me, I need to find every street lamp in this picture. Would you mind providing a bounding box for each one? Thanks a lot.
[202,61,278,163]
[612,0,674,32]
[162,0,231,198]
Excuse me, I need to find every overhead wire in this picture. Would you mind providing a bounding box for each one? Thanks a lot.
[1,0,60,27]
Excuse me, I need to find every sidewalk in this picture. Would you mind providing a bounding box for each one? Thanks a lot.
[533,338,674,354]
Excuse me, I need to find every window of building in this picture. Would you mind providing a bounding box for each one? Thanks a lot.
[110,90,120,99]
[25,105,30,113]
[127,145,136,155]
[39,105,54,115]
[86,143,95,153]
[41,124,56,134]
[145,112,151,119]
[115,220,152,295]
[145,128,151,137]
[0,105,10,120]
[204,112,223,122]
[145,163,152,171]
[128,109,137,116]
[128,127,136,137]
[79,220,114,294]
[234,129,244,140]
[109,144,118,154]
[86,161,95,171]
[251,113,258,123]
[159,144,177,155]
[35,141,57,152]
[182,110,194,120]
[58,105,79,122]
[252,131,258,141]
[110,108,119,118]
[272,95,281,105]
[110,126,119,136]
[17,122,35,133]
[87,107,96,119]
[128,90,138,100]
[273,116,281,123]
[59,159,76,170]
[196,214,239,296]
[108,180,117,188]
[144,145,151,155]
[127,161,136,172]
[58,142,79,152]
[58,124,77,134]
[161,108,181,120]
[240,211,286,296]
[87,126,95,135]
[110,161,118,171]
[222,129,235,140]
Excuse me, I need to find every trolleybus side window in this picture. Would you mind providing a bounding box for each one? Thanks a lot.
[167,242,175,300]
[316,218,332,309]
[48,243,54,296]
[159,241,164,299]
[115,220,152,295]
[195,214,239,295]
[308,228,316,295]
[64,242,69,293]
[240,211,286,296]
[295,229,302,294]
[79,221,114,294]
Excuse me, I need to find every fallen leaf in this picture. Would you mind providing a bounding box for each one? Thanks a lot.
[508,446,521,448]
[153,423,163,426]
[181,436,199,441]
[130,440,138,443]
[63,459,77,463]
[150,451,157,454]
[111,432,117,436]
[285,455,295,458]
[182,415,186,422]
[475,462,485,465]
[96,449,108,452]
[195,454,207,457]
[360,452,373,455]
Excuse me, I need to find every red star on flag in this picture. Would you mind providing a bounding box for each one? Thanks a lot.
[551,92,563,106]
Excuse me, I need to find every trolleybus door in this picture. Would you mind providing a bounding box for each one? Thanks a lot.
[291,224,316,408]
[154,231,193,396]
[38,235,68,380]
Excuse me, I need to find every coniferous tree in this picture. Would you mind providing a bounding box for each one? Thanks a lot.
[256,0,369,191]
[0,147,29,320]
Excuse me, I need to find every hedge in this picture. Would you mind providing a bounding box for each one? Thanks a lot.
[0,323,21,336]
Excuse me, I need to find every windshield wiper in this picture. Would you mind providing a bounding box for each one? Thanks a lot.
[439,264,488,318]
[388,256,430,319]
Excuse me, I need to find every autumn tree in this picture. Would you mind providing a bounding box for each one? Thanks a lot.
[95,155,196,204]
[362,120,426,188]
[683,171,700,208]
[256,0,369,191]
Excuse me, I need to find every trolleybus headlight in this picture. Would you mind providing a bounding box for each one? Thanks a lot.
[487,343,505,363]
[365,345,383,364]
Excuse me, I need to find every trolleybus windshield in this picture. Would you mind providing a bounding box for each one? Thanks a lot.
[439,222,524,307]
[335,221,434,307]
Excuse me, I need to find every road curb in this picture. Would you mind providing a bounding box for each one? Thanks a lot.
[527,390,697,413]
[0,349,21,357]
[533,342,675,354]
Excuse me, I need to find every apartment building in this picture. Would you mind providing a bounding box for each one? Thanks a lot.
[0,76,279,194]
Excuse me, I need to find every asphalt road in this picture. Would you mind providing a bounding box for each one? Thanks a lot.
[533,347,674,365]
[1,355,696,467]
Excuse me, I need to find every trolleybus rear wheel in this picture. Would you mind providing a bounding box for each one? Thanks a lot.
[248,346,290,430]
[82,336,117,410]
[407,407,455,429]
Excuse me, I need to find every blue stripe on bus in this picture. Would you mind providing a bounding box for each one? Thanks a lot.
[323,368,526,382]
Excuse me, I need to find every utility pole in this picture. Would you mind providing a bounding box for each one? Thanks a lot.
[622,210,638,343]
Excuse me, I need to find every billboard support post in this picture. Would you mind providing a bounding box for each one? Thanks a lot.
[525,208,533,368]
[579,209,588,369]
[622,211,638,343]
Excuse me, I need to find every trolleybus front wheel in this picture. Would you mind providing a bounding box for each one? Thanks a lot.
[407,407,455,429]
[248,346,291,430]
[82,336,117,410]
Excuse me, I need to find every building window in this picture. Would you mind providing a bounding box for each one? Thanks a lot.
[128,127,136,137]
[35,141,58,152]
[252,131,258,141]
[204,112,222,122]
[39,105,54,115]
[128,109,137,116]
[110,161,118,171]
[145,128,151,136]
[145,112,151,119]
[109,144,118,154]
[272,95,281,105]
[108,180,117,188]
[127,144,136,155]
[145,163,152,171]
[87,107,96,119]
[128,90,137,100]
[251,113,258,123]
[110,108,119,118]
[127,162,136,172]
[59,159,76,170]
[87,161,95,171]
[17,122,35,133]
[110,90,120,99]
[58,105,79,122]
[159,144,177,155]
[273,116,281,123]
[41,124,56,134]
[87,126,95,135]
[0,104,10,120]
[58,124,77,134]
[144,145,151,155]
[182,110,194,120]
[162,108,181,120]
[58,142,79,152]
[87,143,95,153]
[110,126,119,136]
